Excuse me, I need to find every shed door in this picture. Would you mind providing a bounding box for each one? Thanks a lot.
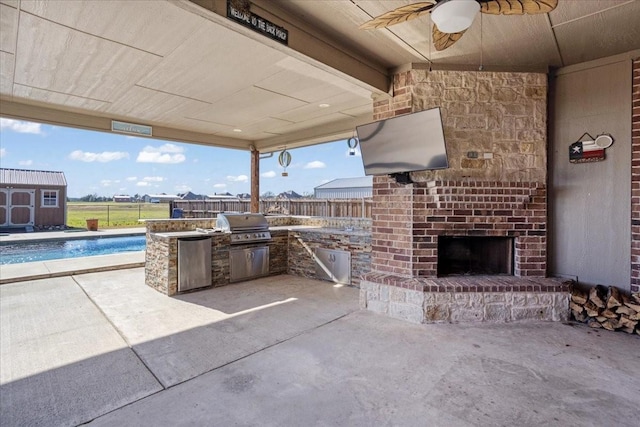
[7,189,35,226]
[0,189,7,226]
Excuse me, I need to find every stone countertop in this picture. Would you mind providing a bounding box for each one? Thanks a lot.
[150,230,228,239]
[151,226,371,240]
[283,226,371,237]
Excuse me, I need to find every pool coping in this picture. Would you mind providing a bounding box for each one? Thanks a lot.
[0,251,146,285]
[0,227,146,244]
[0,228,147,284]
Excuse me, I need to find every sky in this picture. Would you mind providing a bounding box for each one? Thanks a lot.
[0,118,365,198]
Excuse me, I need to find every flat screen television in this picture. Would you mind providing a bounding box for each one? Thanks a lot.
[356,107,449,179]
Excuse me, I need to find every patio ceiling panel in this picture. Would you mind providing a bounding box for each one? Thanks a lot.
[12,84,109,111]
[18,0,201,57]
[551,1,640,66]
[135,20,288,105]
[103,86,212,126]
[265,0,423,68]
[273,92,372,124]
[0,51,14,94]
[14,12,162,103]
[188,86,307,130]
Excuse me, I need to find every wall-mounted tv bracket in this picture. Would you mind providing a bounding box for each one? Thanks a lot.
[390,172,413,184]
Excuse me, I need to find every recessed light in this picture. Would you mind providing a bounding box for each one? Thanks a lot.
[318,103,330,108]
[233,128,242,132]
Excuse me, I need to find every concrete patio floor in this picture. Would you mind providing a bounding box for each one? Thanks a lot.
[1,267,638,426]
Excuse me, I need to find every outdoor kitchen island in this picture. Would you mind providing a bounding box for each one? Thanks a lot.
[143,215,372,296]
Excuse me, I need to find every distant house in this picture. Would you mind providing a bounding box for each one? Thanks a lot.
[0,168,67,228]
[143,194,181,203]
[206,193,239,201]
[113,195,132,203]
[178,191,204,201]
[277,190,302,199]
[314,176,373,199]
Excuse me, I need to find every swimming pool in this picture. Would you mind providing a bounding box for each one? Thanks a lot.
[0,235,146,265]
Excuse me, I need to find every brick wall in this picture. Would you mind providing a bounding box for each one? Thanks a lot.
[631,58,640,293]
[412,180,546,277]
[371,175,414,276]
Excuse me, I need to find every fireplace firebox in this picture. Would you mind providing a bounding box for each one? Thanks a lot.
[437,236,514,276]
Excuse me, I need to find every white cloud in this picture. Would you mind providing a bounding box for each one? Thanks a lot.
[226,175,248,183]
[141,176,164,182]
[0,118,43,134]
[18,160,33,166]
[136,143,185,164]
[0,148,5,158]
[260,170,276,178]
[101,179,120,187]
[69,150,129,162]
[136,181,151,187]
[304,160,326,169]
[126,176,137,181]
[175,184,192,192]
[213,183,227,189]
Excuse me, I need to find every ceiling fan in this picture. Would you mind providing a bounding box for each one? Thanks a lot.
[359,0,558,51]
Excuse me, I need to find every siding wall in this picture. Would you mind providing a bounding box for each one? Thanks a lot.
[549,54,634,291]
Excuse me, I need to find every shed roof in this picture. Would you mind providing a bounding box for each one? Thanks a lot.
[0,168,67,186]
[315,176,373,190]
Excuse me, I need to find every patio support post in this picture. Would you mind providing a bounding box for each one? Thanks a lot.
[251,147,259,213]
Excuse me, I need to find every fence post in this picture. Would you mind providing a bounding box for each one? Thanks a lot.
[107,205,110,226]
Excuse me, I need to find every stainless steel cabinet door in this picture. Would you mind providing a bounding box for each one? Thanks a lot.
[230,246,269,282]
[315,248,351,285]
[178,237,212,292]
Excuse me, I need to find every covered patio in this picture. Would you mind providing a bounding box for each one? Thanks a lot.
[1,266,638,426]
[1,1,640,424]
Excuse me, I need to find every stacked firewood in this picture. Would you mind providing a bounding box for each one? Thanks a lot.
[570,285,640,334]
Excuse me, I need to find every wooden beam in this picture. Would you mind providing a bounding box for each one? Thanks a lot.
[250,147,260,213]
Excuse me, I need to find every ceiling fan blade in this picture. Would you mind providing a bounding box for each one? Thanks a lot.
[359,2,436,30]
[480,0,558,15]
[432,25,466,51]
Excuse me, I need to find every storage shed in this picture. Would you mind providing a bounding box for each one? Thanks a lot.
[0,168,67,228]
[314,177,373,199]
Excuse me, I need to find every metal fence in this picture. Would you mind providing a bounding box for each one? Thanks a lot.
[66,203,170,228]
[172,198,373,218]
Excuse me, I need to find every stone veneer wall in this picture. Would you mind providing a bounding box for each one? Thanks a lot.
[374,69,547,183]
[288,229,371,287]
[268,230,289,276]
[360,276,569,324]
[631,58,640,293]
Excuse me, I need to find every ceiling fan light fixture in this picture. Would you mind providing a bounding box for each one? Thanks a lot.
[431,0,480,34]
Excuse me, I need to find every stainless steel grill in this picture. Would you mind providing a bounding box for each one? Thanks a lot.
[216,213,272,245]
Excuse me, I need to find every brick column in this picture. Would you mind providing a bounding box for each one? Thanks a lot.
[371,175,414,277]
[631,58,640,293]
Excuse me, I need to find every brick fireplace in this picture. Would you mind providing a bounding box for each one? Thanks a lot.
[360,67,570,324]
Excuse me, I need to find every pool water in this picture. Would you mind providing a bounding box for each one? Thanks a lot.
[0,235,146,265]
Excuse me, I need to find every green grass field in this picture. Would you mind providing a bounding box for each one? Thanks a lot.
[66,202,170,229]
